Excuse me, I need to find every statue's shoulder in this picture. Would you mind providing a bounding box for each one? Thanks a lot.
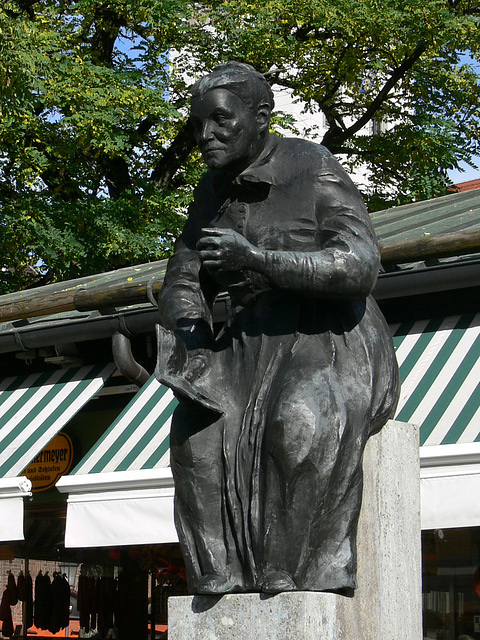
[272,136,340,178]
[277,136,337,164]
[272,137,362,199]
[276,136,331,157]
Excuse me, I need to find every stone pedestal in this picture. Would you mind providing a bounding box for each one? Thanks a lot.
[168,420,422,639]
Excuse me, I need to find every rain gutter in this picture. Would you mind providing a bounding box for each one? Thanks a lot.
[373,258,480,300]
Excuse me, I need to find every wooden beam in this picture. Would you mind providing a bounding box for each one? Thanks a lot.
[379,229,480,265]
[0,260,167,323]
[1,228,479,324]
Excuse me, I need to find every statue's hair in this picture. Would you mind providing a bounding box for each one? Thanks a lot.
[191,62,275,111]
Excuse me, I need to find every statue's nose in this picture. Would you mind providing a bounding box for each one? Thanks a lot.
[199,120,215,142]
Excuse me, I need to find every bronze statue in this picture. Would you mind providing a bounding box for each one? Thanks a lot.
[156,62,400,595]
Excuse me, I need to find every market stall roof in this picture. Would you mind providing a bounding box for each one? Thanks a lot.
[0,362,115,542]
[1,189,480,329]
[57,375,178,547]
[371,188,480,244]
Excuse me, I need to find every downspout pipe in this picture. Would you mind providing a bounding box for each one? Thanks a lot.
[112,331,150,387]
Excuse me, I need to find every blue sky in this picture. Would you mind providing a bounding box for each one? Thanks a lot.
[448,161,480,185]
[446,52,480,185]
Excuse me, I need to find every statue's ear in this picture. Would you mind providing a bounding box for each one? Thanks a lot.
[256,102,271,133]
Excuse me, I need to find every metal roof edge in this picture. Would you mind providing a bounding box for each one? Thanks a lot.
[0,306,159,354]
[420,442,480,468]
[0,477,32,496]
[56,467,174,494]
[374,258,480,300]
[0,297,231,354]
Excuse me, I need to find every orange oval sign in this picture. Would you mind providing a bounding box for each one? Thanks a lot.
[23,432,74,492]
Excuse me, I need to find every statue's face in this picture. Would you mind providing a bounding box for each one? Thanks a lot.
[190,88,264,172]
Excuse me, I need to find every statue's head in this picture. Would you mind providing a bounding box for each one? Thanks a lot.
[190,62,274,173]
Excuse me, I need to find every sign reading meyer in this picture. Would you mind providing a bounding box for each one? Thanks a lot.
[24,432,74,492]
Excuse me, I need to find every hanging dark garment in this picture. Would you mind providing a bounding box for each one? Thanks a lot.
[97,577,113,632]
[104,577,115,630]
[112,577,119,631]
[17,570,34,629]
[116,573,128,633]
[78,574,97,633]
[90,576,98,632]
[78,575,89,633]
[6,573,17,607]
[17,571,27,602]
[34,571,52,631]
[0,588,14,637]
[50,573,70,633]
[96,576,116,632]
[60,575,70,630]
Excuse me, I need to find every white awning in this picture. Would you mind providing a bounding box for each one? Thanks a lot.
[57,468,177,547]
[0,363,115,541]
[392,315,480,530]
[420,442,480,530]
[57,375,178,547]
[0,477,32,542]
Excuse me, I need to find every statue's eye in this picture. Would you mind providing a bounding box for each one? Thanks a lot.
[212,110,231,125]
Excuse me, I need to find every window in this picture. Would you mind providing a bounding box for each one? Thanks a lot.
[423,528,480,639]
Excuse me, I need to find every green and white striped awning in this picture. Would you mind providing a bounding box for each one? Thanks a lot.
[58,375,178,547]
[71,374,178,475]
[392,314,480,447]
[0,363,115,478]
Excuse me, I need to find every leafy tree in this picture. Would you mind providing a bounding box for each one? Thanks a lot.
[1,0,479,293]
[1,0,200,293]
[182,0,480,209]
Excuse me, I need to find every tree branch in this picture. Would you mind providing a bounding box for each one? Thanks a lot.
[104,156,133,199]
[150,121,196,190]
[322,41,428,149]
[4,0,39,19]
[291,25,340,43]
[90,7,123,67]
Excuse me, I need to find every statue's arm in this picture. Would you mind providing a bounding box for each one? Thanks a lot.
[157,212,217,352]
[253,170,380,299]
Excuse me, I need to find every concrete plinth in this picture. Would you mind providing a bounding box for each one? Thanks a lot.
[168,420,422,640]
